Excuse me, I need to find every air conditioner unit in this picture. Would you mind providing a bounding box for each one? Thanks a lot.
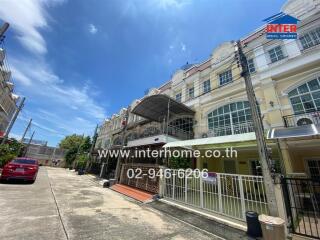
[296,116,313,126]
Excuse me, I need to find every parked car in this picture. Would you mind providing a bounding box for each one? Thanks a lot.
[0,158,39,183]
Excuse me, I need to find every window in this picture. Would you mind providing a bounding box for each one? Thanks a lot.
[175,92,182,102]
[299,27,320,50]
[188,87,194,99]
[219,70,233,86]
[288,78,320,114]
[207,101,253,136]
[12,159,37,165]
[247,58,256,73]
[203,80,211,93]
[268,46,285,63]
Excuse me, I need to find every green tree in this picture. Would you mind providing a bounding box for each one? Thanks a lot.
[75,154,88,169]
[59,134,92,168]
[0,138,24,167]
[80,136,91,153]
[59,134,84,150]
[169,157,192,169]
[64,147,78,166]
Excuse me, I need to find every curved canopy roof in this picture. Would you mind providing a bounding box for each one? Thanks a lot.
[131,94,194,122]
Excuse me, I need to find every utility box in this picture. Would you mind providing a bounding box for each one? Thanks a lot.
[258,214,285,240]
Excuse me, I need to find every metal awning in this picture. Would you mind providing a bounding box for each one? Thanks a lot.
[163,132,257,148]
[267,124,320,139]
[126,134,179,148]
[131,94,195,122]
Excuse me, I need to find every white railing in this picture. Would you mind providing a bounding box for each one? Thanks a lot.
[204,121,254,138]
[162,170,268,221]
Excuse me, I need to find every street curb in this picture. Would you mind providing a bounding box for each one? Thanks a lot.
[159,198,247,232]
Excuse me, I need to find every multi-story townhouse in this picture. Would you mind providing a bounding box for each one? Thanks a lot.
[0,48,18,136]
[241,0,320,178]
[94,0,320,234]
[94,2,320,176]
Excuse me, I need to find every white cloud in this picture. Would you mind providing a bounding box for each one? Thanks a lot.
[0,0,106,143]
[12,56,106,120]
[181,42,186,52]
[88,24,98,34]
[152,0,191,10]
[0,0,64,55]
[10,65,32,86]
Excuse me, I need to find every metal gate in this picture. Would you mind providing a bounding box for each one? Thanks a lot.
[162,169,268,221]
[120,163,160,194]
[281,177,320,239]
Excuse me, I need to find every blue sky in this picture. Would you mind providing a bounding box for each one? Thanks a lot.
[0,0,284,146]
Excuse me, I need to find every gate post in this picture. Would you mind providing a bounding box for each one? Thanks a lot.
[238,175,246,219]
[200,174,204,208]
[217,173,223,213]
[281,177,294,235]
[172,170,175,200]
[185,173,188,203]
[159,166,165,197]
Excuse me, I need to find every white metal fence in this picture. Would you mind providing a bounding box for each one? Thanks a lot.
[162,170,269,221]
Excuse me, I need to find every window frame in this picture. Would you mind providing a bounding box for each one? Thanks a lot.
[299,26,320,50]
[247,58,256,73]
[268,45,285,63]
[188,86,194,99]
[175,92,182,102]
[207,101,253,136]
[203,79,211,94]
[288,77,320,114]
[219,69,233,86]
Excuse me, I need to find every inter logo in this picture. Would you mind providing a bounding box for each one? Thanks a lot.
[264,12,299,39]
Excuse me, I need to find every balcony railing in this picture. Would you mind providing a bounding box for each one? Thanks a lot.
[166,125,194,140]
[200,121,255,138]
[283,110,320,128]
[0,86,16,118]
[126,124,194,144]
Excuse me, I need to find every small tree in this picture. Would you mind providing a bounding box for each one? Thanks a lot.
[59,134,92,168]
[64,147,78,167]
[169,157,192,169]
[75,154,88,169]
[0,138,24,167]
[80,136,91,153]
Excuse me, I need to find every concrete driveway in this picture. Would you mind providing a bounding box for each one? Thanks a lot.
[0,167,222,240]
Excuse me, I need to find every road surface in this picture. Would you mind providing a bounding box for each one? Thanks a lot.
[0,167,222,240]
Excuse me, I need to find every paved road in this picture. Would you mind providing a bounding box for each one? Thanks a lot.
[0,167,222,240]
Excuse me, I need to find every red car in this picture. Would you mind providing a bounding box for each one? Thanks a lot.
[0,158,39,183]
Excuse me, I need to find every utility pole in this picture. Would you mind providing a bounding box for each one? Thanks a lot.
[0,22,9,39]
[23,130,35,157]
[20,118,32,143]
[235,40,279,216]
[1,97,25,145]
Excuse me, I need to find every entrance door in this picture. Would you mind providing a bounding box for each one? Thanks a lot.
[306,159,320,178]
[224,160,236,174]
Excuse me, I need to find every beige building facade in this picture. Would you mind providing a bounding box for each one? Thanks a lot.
[0,48,18,136]
[95,0,320,179]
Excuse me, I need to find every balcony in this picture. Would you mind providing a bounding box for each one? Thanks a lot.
[125,124,194,148]
[283,111,320,128]
[0,86,16,119]
[200,121,255,138]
